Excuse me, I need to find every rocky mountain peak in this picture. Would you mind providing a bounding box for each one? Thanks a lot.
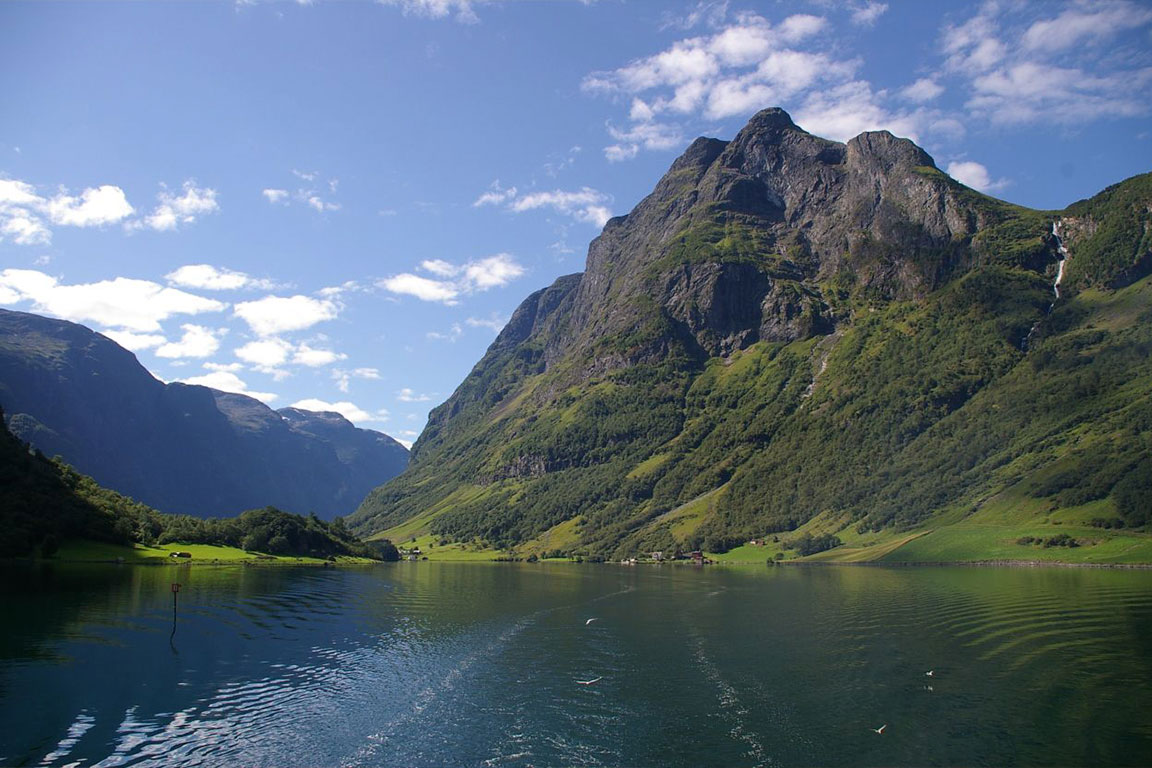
[846,130,936,174]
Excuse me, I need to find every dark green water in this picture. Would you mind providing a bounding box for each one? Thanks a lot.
[1,563,1151,767]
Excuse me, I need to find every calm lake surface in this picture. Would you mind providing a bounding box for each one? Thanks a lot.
[1,562,1151,767]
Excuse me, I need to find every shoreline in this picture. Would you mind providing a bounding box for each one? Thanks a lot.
[766,558,1152,570]
[2,557,383,568]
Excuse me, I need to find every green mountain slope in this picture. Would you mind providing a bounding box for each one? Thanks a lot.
[350,108,1151,561]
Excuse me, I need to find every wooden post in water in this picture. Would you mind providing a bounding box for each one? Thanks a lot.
[170,582,182,643]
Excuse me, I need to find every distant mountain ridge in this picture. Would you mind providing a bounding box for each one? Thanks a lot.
[0,309,409,518]
[350,107,1151,558]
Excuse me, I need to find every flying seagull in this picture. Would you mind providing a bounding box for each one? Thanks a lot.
[585,618,598,625]
[871,724,887,735]
[925,670,935,677]
[576,677,602,686]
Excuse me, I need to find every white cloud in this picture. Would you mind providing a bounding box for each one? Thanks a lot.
[290,398,390,424]
[0,178,40,207]
[235,337,294,368]
[166,264,275,291]
[1,211,51,245]
[397,387,431,402]
[155,324,224,359]
[778,14,825,41]
[0,268,225,332]
[46,185,135,227]
[419,258,459,277]
[292,343,347,367]
[795,81,922,143]
[850,2,887,27]
[203,361,244,372]
[581,11,937,158]
[262,188,289,204]
[379,253,525,304]
[131,181,218,232]
[901,78,944,103]
[604,143,640,162]
[462,254,526,289]
[0,178,134,245]
[606,120,684,157]
[233,294,339,336]
[354,367,381,379]
[179,371,278,404]
[101,329,167,352]
[379,273,461,304]
[946,160,1009,193]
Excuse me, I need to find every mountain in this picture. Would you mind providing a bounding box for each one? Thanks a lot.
[350,107,1152,560]
[0,409,387,559]
[0,309,409,518]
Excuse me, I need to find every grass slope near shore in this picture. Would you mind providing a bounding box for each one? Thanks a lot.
[51,539,376,565]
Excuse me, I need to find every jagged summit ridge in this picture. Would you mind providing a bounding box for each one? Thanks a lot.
[534,107,995,374]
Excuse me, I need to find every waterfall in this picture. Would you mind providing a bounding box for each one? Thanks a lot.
[1051,221,1069,299]
[1021,221,1070,352]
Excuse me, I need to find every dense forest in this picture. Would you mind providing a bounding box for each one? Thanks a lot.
[0,408,393,560]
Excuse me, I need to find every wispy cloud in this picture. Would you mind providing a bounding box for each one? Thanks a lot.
[378,253,525,305]
[474,182,612,227]
[376,0,481,24]
[261,171,340,213]
[941,1,1152,126]
[128,181,218,232]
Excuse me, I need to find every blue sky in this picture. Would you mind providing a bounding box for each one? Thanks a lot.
[2,0,1150,446]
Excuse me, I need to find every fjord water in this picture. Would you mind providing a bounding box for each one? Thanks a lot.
[2,564,1150,767]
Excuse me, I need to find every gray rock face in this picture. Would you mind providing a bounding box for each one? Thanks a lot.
[491,108,1000,371]
[0,309,409,517]
[410,108,1017,463]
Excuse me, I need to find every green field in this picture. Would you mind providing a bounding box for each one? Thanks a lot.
[50,539,376,565]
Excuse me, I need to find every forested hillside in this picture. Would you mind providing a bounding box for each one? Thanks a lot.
[0,410,383,559]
